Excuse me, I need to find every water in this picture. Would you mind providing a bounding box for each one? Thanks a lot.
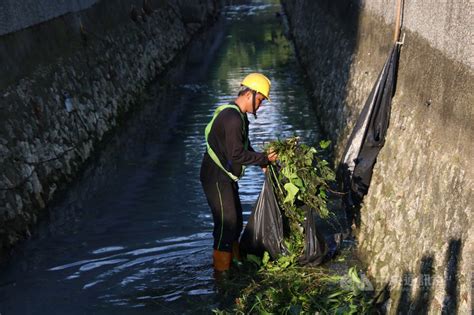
[0,1,324,314]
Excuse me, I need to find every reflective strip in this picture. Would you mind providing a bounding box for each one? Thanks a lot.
[204,104,248,182]
[216,182,224,250]
[207,146,239,182]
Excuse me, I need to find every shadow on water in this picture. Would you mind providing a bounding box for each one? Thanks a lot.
[0,1,326,314]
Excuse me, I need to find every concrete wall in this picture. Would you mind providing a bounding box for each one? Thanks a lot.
[0,0,219,89]
[0,0,98,36]
[0,0,220,260]
[361,0,474,69]
[282,0,472,313]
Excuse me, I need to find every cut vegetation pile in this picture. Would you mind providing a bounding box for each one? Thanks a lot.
[217,137,375,314]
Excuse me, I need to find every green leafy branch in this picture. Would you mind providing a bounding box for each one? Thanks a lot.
[265,137,336,258]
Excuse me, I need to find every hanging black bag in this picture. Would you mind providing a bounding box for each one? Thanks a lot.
[240,171,288,259]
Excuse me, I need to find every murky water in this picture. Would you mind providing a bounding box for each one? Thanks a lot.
[0,1,324,314]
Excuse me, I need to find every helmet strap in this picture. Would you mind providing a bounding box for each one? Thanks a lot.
[252,91,257,119]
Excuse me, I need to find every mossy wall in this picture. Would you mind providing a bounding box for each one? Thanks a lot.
[282,0,473,313]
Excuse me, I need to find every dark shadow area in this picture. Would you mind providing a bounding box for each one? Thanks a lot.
[442,238,461,314]
[396,271,414,314]
[394,256,435,314]
[281,0,361,145]
[212,263,260,311]
[390,240,463,314]
[409,256,434,314]
[372,283,391,314]
[339,163,362,230]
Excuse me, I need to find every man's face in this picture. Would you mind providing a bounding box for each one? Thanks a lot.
[250,92,266,112]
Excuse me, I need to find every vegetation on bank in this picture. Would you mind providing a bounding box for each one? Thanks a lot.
[215,250,374,314]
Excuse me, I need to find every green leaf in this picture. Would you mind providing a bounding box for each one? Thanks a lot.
[279,260,291,269]
[348,267,362,284]
[247,254,262,266]
[319,160,329,167]
[262,251,270,266]
[291,177,304,188]
[319,189,327,199]
[283,183,299,205]
[327,291,345,298]
[282,166,299,180]
[319,139,331,149]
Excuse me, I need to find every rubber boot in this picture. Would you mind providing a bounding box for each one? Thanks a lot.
[213,250,232,272]
[232,241,241,262]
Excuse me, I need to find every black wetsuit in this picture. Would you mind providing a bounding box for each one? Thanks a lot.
[200,104,268,252]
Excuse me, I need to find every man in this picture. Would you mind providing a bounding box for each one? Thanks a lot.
[200,73,277,272]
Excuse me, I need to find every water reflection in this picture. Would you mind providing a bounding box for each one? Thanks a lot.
[0,1,322,314]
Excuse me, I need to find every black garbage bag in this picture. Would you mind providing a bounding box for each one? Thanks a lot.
[240,171,288,260]
[340,44,400,217]
[298,206,328,266]
[324,232,344,259]
[241,172,329,266]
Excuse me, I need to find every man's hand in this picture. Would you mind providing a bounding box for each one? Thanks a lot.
[267,150,278,163]
[262,148,277,172]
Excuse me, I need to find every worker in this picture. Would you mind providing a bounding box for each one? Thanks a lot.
[200,73,278,272]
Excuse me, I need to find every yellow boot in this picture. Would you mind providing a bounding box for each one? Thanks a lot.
[232,241,241,262]
[213,250,232,272]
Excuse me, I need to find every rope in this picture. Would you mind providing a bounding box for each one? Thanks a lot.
[393,0,404,43]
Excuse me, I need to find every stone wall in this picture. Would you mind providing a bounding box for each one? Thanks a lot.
[0,0,220,260]
[282,0,473,313]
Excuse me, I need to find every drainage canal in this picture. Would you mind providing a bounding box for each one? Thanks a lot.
[0,2,326,314]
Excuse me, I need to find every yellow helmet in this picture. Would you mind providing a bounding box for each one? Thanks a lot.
[241,73,271,101]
